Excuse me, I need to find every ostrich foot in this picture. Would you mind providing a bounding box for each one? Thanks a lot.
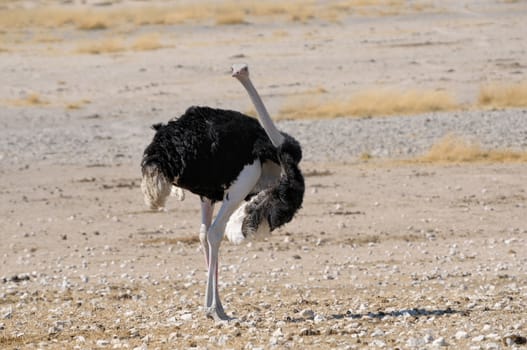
[206,305,233,321]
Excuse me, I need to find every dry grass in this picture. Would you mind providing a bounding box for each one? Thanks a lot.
[477,82,527,109]
[34,34,63,43]
[0,1,435,31]
[75,12,111,30]
[65,99,90,110]
[131,32,163,51]
[75,33,164,54]
[8,93,49,107]
[417,134,527,163]
[279,89,458,120]
[215,11,246,25]
[76,37,126,54]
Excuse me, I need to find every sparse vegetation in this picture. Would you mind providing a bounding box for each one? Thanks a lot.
[279,89,458,120]
[418,134,527,163]
[478,82,527,109]
[215,11,246,25]
[131,32,163,51]
[8,93,49,107]
[76,37,126,54]
[75,33,165,54]
[76,12,111,30]
[34,34,63,43]
[66,99,91,110]
[0,1,435,32]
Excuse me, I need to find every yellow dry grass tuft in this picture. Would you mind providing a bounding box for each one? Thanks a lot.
[76,11,111,30]
[477,82,527,109]
[279,89,458,120]
[418,134,527,163]
[215,11,246,25]
[76,37,126,54]
[8,93,49,107]
[34,34,63,43]
[66,99,91,110]
[131,32,163,51]
[272,30,289,38]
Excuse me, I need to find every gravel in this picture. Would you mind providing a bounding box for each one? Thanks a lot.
[1,108,526,167]
[279,109,527,162]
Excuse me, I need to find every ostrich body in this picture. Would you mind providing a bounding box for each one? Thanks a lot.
[141,64,304,320]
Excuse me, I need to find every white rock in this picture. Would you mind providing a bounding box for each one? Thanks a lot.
[423,333,434,343]
[76,335,86,343]
[141,334,153,343]
[217,334,229,346]
[371,339,386,347]
[407,337,425,347]
[3,309,12,319]
[455,331,469,339]
[180,313,193,321]
[96,339,109,347]
[272,328,283,338]
[432,337,447,346]
[471,335,485,342]
[314,314,326,323]
[301,309,315,319]
[168,332,179,342]
[372,328,385,337]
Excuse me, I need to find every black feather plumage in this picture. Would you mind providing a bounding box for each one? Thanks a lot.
[142,106,280,202]
[241,136,305,235]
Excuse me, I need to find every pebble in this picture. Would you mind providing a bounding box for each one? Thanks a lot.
[472,335,486,342]
[300,309,315,319]
[432,337,447,347]
[96,339,109,347]
[180,313,193,321]
[455,331,469,339]
[370,339,386,347]
[272,328,283,338]
[372,328,385,337]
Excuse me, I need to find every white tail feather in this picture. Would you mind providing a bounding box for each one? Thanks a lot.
[170,185,185,201]
[225,200,271,244]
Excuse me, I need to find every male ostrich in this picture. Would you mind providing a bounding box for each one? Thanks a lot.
[141,64,304,320]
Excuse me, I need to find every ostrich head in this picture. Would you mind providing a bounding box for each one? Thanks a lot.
[231,63,249,81]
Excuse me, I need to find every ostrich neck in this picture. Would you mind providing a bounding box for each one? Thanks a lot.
[238,77,284,147]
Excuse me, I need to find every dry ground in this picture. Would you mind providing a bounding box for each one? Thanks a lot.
[1,162,526,349]
[1,0,527,349]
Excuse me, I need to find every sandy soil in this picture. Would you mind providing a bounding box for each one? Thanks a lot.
[1,1,526,349]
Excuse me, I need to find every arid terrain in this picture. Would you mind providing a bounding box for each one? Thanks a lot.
[1,1,526,349]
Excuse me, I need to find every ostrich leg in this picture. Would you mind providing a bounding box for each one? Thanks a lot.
[204,161,261,320]
[199,198,227,316]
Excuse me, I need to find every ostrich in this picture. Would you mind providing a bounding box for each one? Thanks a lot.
[141,64,304,320]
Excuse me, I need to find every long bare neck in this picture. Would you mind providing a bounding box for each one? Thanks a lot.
[237,76,284,147]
